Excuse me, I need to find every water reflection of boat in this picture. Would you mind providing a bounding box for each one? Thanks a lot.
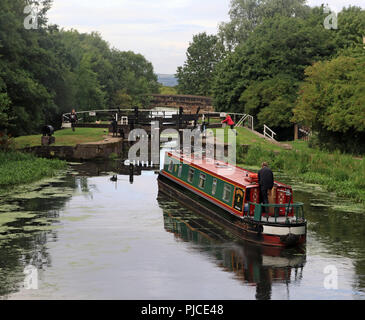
[158,151,307,247]
[158,194,306,300]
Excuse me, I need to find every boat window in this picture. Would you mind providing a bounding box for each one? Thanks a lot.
[198,173,206,189]
[178,164,183,177]
[168,160,174,172]
[223,184,232,202]
[188,168,195,183]
[212,179,217,195]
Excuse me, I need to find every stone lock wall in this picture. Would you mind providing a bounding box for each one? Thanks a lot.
[21,140,125,161]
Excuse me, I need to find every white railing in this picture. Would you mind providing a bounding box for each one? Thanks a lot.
[264,124,277,140]
[61,108,179,124]
[62,109,134,123]
[200,111,254,131]
[235,114,254,131]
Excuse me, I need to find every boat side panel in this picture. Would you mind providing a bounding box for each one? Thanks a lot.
[163,155,244,217]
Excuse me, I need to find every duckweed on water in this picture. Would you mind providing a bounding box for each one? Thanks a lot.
[0,211,38,233]
[0,204,21,212]
[61,215,92,222]
[9,187,74,200]
[0,171,71,239]
[22,225,61,232]
[0,171,72,200]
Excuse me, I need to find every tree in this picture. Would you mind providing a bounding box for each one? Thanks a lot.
[176,32,224,96]
[240,75,299,129]
[0,1,160,135]
[213,14,336,114]
[211,50,246,113]
[293,54,365,153]
[0,78,14,148]
[159,86,178,95]
[0,0,61,135]
[113,89,132,108]
[0,79,11,131]
[75,54,106,111]
[335,6,365,50]
[218,0,311,49]
[109,50,159,107]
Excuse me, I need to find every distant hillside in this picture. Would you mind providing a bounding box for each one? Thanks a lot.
[157,74,178,87]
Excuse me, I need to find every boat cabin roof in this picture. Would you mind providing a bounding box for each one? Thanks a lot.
[167,151,290,190]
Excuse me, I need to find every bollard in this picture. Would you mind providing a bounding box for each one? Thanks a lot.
[41,125,55,146]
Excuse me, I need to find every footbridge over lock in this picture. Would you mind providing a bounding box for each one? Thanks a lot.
[148,94,214,114]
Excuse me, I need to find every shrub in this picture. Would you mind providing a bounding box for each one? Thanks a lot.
[0,151,66,189]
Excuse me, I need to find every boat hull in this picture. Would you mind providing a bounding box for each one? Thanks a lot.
[158,173,306,248]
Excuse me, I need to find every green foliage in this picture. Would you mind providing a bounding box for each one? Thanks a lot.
[210,2,365,145]
[241,145,365,204]
[159,86,178,95]
[335,6,365,49]
[213,14,336,114]
[109,50,159,108]
[240,75,299,128]
[293,54,365,154]
[176,32,224,96]
[211,50,245,113]
[113,89,133,108]
[218,0,311,49]
[0,1,159,137]
[0,78,11,131]
[75,53,106,110]
[0,151,66,189]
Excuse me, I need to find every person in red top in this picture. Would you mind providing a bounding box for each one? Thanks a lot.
[221,114,237,135]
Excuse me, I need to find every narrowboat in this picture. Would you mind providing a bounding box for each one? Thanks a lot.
[158,151,307,247]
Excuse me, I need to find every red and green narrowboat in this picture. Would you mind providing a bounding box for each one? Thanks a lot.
[158,151,307,247]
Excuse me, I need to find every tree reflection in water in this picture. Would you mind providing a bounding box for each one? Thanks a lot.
[0,174,81,297]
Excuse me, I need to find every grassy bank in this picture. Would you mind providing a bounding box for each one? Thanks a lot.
[13,128,107,149]
[211,127,283,152]
[0,151,66,190]
[239,144,365,204]
[211,127,365,204]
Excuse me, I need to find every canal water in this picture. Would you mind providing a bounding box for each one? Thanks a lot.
[0,151,364,300]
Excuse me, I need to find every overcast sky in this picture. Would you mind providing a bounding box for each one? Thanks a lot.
[47,0,364,74]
